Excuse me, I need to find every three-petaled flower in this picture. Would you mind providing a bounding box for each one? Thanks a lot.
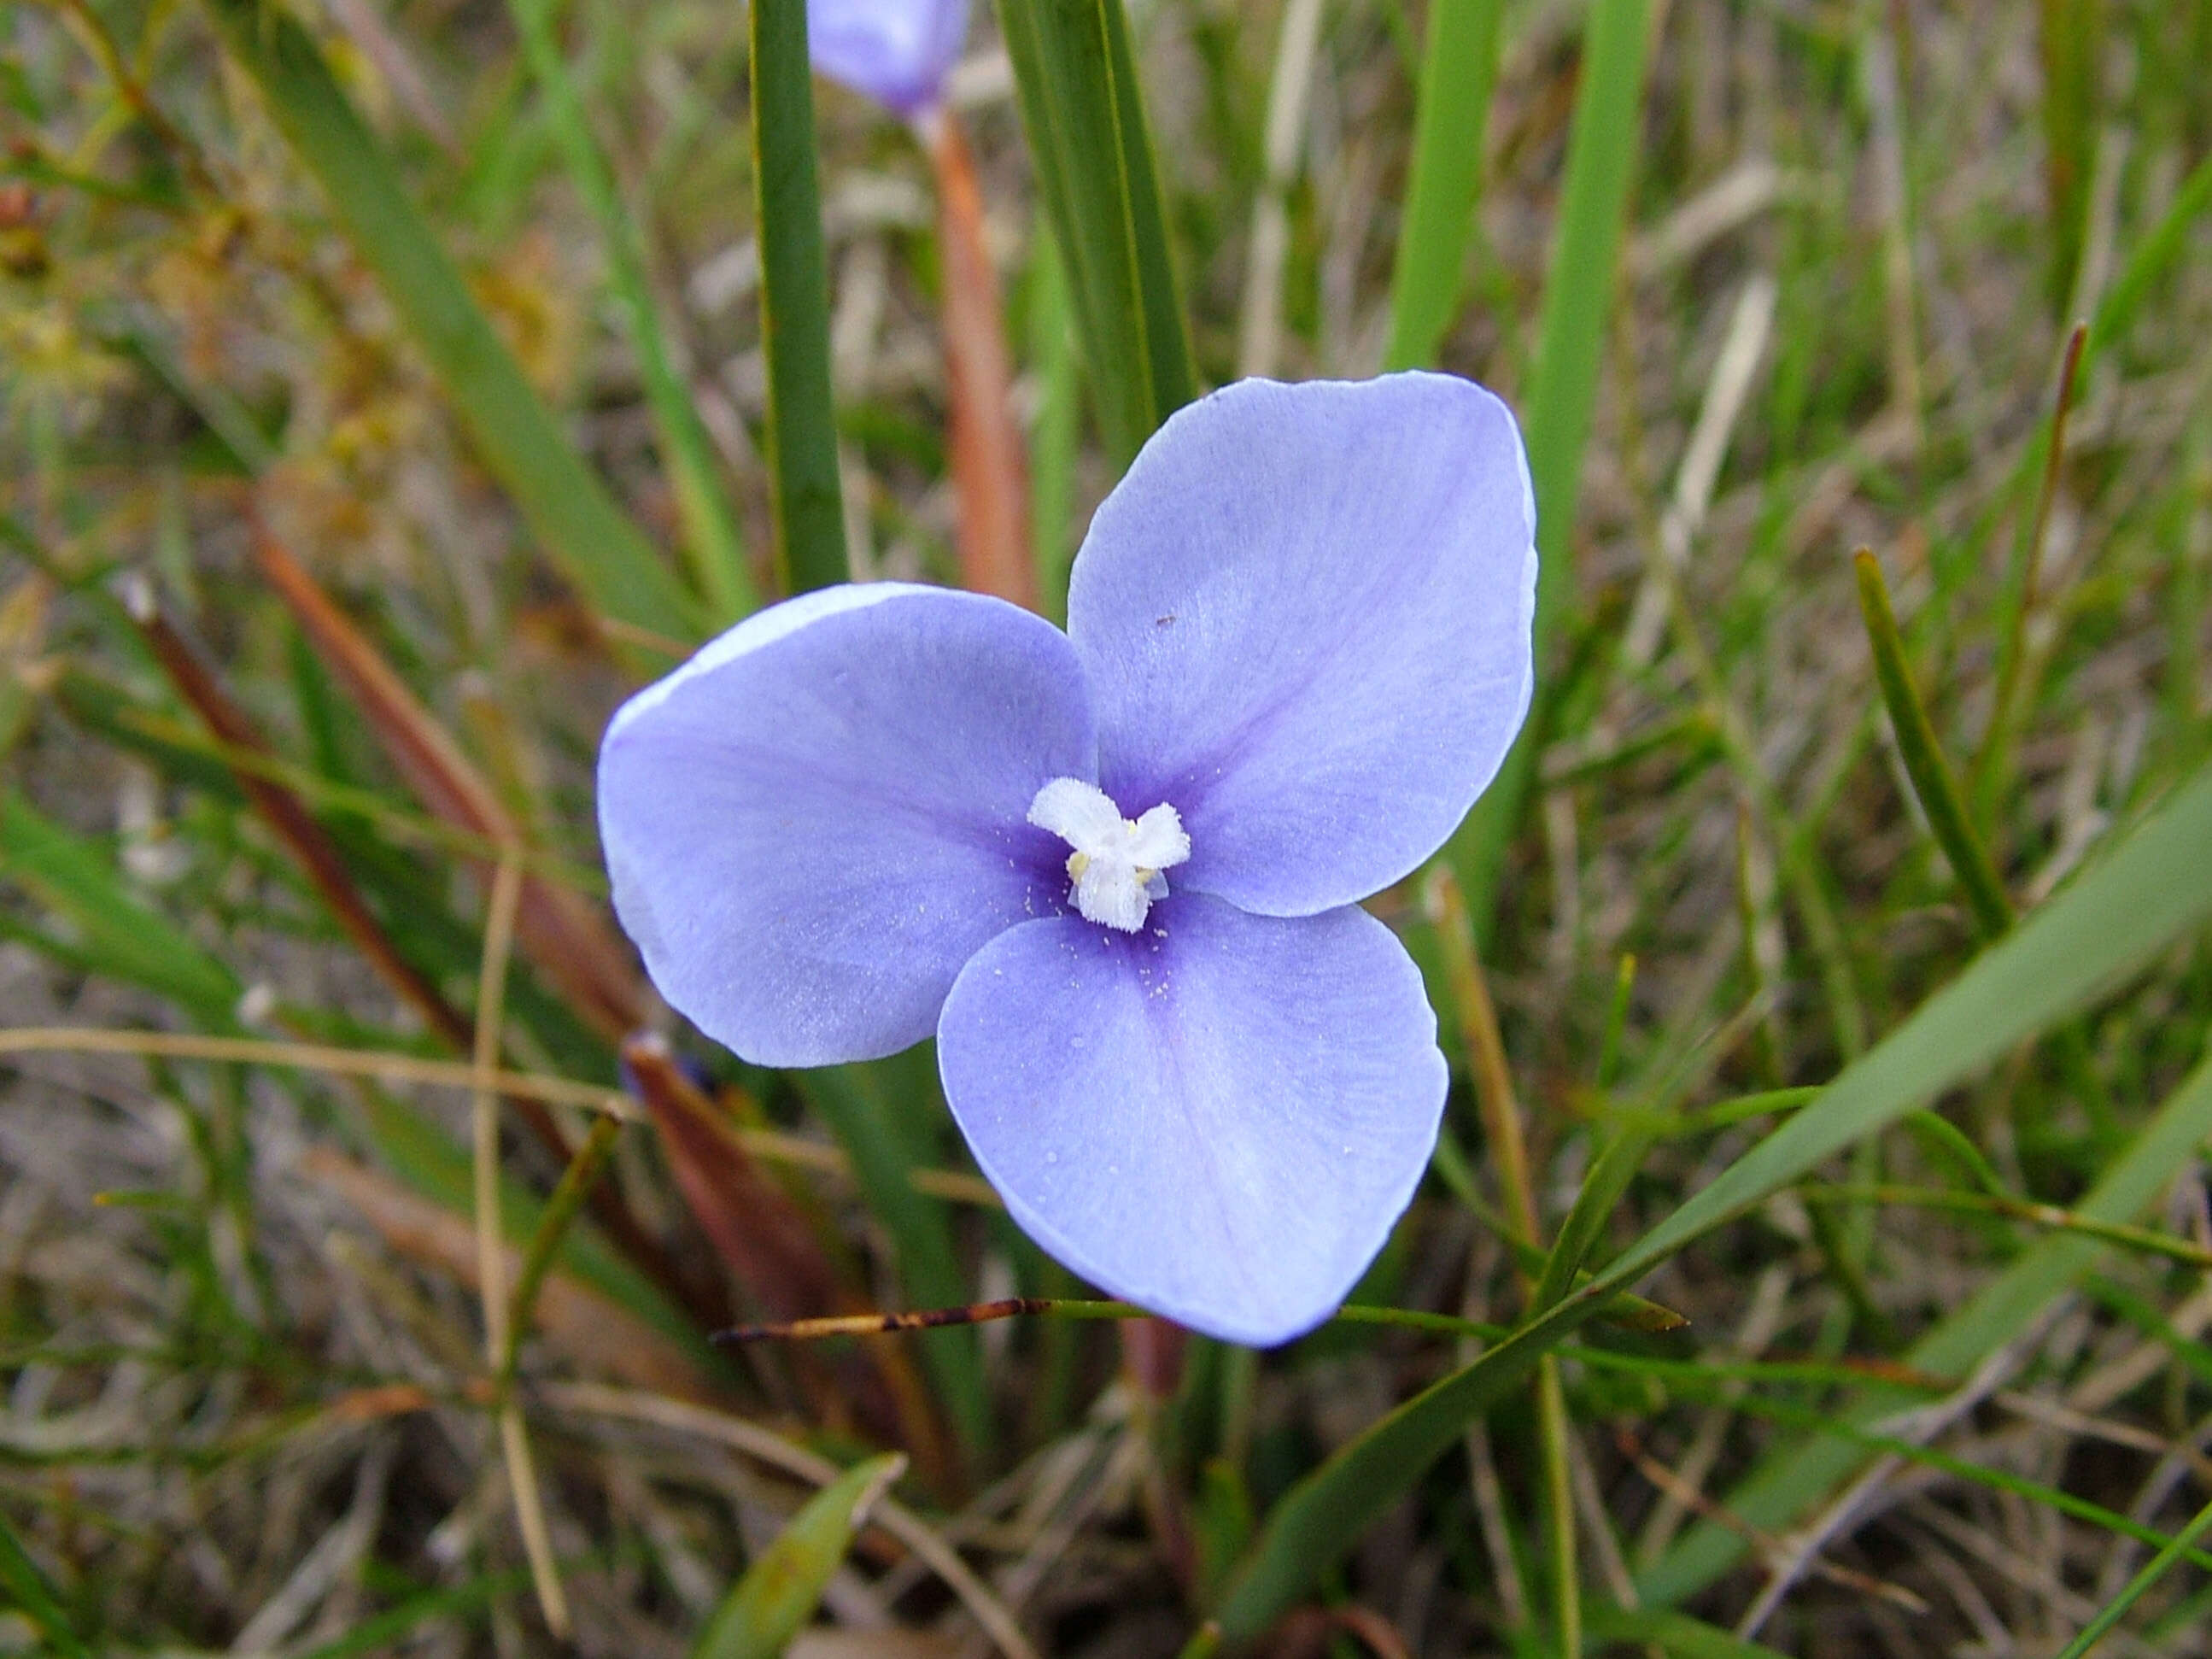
[805,0,968,120]
[598,374,1536,1345]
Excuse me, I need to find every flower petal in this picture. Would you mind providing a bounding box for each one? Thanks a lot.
[807,0,968,118]
[1067,372,1537,916]
[600,583,1093,1068]
[936,893,1447,1345]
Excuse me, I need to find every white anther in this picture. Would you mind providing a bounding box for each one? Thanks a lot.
[1027,777,1191,932]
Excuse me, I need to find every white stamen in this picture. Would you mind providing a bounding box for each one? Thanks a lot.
[1028,777,1191,931]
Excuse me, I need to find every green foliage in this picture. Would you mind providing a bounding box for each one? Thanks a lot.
[997,0,1197,465]
[1220,764,2212,1635]
[1446,0,1655,938]
[692,1454,906,1659]
[9,0,2212,1649]
[1382,0,1504,372]
[199,0,704,642]
[750,0,850,595]
[506,0,756,624]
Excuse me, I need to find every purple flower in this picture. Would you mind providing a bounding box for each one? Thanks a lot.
[598,374,1536,1345]
[806,0,968,120]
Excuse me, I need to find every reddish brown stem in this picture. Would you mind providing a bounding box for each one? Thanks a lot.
[928,110,1036,611]
[620,1036,838,1322]
[250,524,647,1040]
[234,531,738,1335]
[124,577,477,1054]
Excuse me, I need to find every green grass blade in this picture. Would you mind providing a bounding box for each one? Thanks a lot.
[1607,764,2212,1286]
[1223,762,2212,1633]
[996,0,1197,466]
[1854,551,2013,938]
[1642,1036,2212,1605]
[803,1064,989,1460]
[1445,0,1653,936]
[1027,229,1083,622]
[1216,1281,1609,1638]
[2086,147,2212,364]
[0,790,242,1025]
[1381,0,1503,371]
[1583,1605,1791,1659]
[750,0,849,595]
[506,0,757,624]
[2036,0,2103,313]
[500,1114,623,1392]
[1531,1113,1661,1314]
[355,1087,706,1366]
[692,1453,905,1659]
[198,0,702,642]
[294,1564,540,1659]
[2053,1493,2212,1659]
[0,1510,92,1659]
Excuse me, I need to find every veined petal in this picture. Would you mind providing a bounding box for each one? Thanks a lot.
[599,583,1093,1068]
[1067,373,1537,916]
[807,0,968,119]
[936,893,1447,1345]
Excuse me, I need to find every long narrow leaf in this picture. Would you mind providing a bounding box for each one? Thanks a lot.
[691,1453,906,1659]
[1220,761,2212,1635]
[506,0,757,624]
[1447,0,1655,937]
[0,791,241,1025]
[1382,0,1504,371]
[198,0,702,641]
[2036,0,2103,312]
[1854,551,2012,938]
[997,0,1196,466]
[1642,1038,2212,1605]
[750,0,848,594]
[253,532,649,1042]
[0,1510,91,1659]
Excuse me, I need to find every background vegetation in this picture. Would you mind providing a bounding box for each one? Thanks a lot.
[2,0,2210,1653]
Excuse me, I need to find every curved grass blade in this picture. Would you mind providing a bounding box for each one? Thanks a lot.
[0,790,242,1025]
[1382,0,1504,371]
[0,1510,92,1659]
[1530,1111,1662,1315]
[2085,149,2212,363]
[1583,1604,1790,1659]
[198,0,702,642]
[996,0,1196,466]
[1643,1036,2212,1604]
[1854,550,2012,938]
[505,0,756,624]
[1220,761,2212,1636]
[750,0,848,595]
[2051,1493,2212,1659]
[691,1452,906,1659]
[1446,0,1654,938]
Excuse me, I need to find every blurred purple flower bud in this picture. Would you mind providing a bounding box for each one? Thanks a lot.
[807,0,969,120]
[597,373,1537,1345]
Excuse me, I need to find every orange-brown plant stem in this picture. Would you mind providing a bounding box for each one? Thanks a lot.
[250,524,647,1040]
[128,580,726,1337]
[124,577,476,1055]
[620,1036,843,1322]
[926,108,1036,610]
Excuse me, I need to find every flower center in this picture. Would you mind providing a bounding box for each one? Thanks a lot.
[1027,777,1191,932]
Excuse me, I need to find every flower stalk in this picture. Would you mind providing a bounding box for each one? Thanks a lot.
[928,109,1036,608]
